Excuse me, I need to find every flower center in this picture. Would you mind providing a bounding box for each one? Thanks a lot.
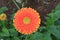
[23,17,30,24]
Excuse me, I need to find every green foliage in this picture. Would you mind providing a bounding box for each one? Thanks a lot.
[26,32,51,40]
[8,28,18,36]
[47,25,60,39]
[0,7,8,14]
[0,27,10,37]
[12,36,20,40]
[45,5,60,40]
[46,10,60,26]
[0,5,60,40]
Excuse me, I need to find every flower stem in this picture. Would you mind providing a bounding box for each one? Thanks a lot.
[12,0,20,9]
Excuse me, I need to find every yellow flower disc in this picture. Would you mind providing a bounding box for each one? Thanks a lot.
[23,17,30,24]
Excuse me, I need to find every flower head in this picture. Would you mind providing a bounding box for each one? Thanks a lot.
[13,7,41,35]
[0,13,7,20]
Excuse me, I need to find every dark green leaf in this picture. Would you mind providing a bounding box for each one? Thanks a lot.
[28,32,52,40]
[46,10,60,26]
[8,28,18,36]
[55,5,60,10]
[0,7,8,14]
[12,36,20,40]
[47,25,60,39]
[0,27,10,37]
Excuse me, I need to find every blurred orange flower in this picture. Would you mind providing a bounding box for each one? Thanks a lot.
[13,7,41,35]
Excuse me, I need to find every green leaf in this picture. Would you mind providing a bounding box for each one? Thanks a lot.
[54,11,60,19]
[28,32,52,40]
[47,25,60,39]
[4,37,11,40]
[56,26,60,31]
[1,20,8,27]
[46,10,60,26]
[54,20,60,26]
[5,38,11,40]
[0,7,8,14]
[45,5,60,40]
[0,39,4,40]
[0,27,10,37]
[12,36,20,40]
[45,16,55,26]
[8,28,18,36]
[10,15,14,20]
[46,5,60,26]
[55,5,60,10]
[0,21,2,26]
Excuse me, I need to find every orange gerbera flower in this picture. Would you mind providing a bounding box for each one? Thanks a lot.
[13,7,41,35]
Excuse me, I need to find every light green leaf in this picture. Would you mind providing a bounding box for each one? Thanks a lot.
[47,25,60,39]
[46,10,60,26]
[1,20,8,27]
[0,27,10,37]
[54,20,60,26]
[27,32,42,40]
